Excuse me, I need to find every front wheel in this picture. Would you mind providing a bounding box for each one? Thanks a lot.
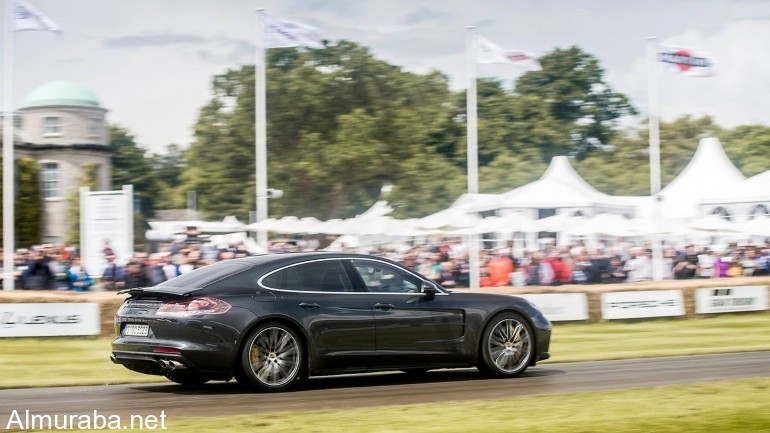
[240,322,304,392]
[478,313,534,378]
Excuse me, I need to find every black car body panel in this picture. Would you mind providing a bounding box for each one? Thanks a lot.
[112,252,552,387]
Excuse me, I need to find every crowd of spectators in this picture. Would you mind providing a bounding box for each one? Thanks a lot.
[4,237,769,291]
[368,239,770,288]
[2,239,252,291]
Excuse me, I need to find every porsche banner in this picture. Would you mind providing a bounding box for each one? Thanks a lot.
[658,44,714,77]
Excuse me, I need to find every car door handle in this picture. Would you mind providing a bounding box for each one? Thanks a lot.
[299,302,321,309]
[374,303,395,310]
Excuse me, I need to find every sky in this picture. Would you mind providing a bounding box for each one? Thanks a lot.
[7,0,770,154]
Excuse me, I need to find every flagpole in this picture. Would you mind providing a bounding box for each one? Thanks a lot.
[3,0,15,290]
[647,36,664,281]
[255,8,268,250]
[466,26,480,289]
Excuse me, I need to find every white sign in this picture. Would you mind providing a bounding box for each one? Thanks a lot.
[515,293,588,322]
[601,290,685,320]
[81,186,134,278]
[0,303,100,337]
[695,286,769,314]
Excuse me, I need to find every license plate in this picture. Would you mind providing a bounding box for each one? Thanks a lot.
[123,324,149,337]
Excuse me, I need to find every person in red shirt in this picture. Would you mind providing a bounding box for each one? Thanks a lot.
[546,251,572,286]
[487,251,514,287]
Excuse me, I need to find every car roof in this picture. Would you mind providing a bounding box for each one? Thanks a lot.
[230,252,393,268]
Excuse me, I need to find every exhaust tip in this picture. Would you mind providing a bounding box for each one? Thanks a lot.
[158,359,169,369]
[110,355,117,364]
[167,360,187,370]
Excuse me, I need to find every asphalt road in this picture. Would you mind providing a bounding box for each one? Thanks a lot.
[1,352,768,422]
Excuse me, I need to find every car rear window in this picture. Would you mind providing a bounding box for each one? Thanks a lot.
[157,260,255,288]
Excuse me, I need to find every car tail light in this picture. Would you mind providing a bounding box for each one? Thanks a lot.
[156,297,231,317]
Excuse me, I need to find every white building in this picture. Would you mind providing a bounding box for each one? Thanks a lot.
[16,80,112,243]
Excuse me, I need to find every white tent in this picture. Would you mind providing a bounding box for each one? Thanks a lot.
[417,193,492,231]
[535,213,588,233]
[740,215,770,237]
[659,137,745,218]
[568,213,634,237]
[471,156,634,216]
[146,216,246,242]
[698,169,770,222]
[454,213,540,235]
[245,216,324,234]
[688,214,741,233]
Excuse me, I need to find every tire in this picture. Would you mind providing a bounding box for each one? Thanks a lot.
[478,312,534,378]
[240,322,304,392]
[165,373,209,386]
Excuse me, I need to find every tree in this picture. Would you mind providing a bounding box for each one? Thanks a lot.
[151,144,187,210]
[0,157,42,247]
[479,150,546,194]
[719,124,770,177]
[110,125,160,217]
[179,42,642,220]
[153,144,185,188]
[66,163,98,245]
[516,46,637,159]
[180,40,459,220]
[575,116,724,196]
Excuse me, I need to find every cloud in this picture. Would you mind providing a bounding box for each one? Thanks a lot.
[196,38,254,65]
[621,19,770,127]
[104,31,254,65]
[104,33,207,48]
[400,7,452,25]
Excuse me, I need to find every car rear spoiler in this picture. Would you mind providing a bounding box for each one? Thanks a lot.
[117,287,204,297]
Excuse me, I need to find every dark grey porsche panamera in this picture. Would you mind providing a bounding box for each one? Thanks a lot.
[111,252,551,392]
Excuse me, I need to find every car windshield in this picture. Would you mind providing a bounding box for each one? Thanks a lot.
[156,260,255,288]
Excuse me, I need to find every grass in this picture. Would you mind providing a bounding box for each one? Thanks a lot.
[2,314,769,432]
[164,378,770,433]
[0,312,768,389]
[551,312,770,362]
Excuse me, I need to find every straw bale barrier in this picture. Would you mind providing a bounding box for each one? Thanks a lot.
[2,276,769,336]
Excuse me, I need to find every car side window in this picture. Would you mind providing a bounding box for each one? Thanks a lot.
[261,266,303,290]
[351,260,420,293]
[262,260,353,292]
[206,267,263,292]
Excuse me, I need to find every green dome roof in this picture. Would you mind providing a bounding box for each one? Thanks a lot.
[22,80,100,108]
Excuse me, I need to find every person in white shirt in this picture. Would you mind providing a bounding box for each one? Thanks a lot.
[624,247,652,282]
[697,248,715,278]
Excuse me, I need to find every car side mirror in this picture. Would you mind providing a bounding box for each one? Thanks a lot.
[421,281,437,300]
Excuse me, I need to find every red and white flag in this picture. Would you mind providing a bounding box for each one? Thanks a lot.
[657,44,714,77]
[476,35,542,71]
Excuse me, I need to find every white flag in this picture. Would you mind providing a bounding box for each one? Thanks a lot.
[260,15,324,49]
[657,44,714,77]
[476,35,541,71]
[14,0,61,33]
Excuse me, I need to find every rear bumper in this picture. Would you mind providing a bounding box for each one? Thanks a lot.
[111,338,237,378]
[111,350,191,376]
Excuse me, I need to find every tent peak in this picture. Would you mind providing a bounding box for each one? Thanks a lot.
[541,155,600,193]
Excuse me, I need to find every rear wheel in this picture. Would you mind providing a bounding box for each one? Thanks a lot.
[478,313,534,378]
[240,322,304,392]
